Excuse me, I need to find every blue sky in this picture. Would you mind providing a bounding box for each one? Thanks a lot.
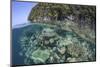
[12,1,37,27]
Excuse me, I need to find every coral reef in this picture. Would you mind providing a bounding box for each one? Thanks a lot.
[19,22,96,65]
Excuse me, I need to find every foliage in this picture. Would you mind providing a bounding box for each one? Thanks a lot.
[28,3,96,30]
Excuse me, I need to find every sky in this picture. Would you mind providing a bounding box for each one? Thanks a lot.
[12,1,37,27]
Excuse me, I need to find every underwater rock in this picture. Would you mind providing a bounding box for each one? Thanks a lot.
[58,38,73,47]
[49,39,54,44]
[44,40,50,45]
[39,28,60,47]
[71,37,79,43]
[41,28,56,37]
[30,48,50,63]
[57,47,66,55]
[67,44,86,58]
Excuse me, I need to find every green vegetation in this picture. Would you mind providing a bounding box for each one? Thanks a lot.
[28,3,96,30]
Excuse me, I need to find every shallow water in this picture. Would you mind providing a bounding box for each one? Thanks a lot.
[12,23,96,65]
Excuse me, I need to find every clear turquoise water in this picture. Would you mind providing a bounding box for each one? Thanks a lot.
[12,23,96,65]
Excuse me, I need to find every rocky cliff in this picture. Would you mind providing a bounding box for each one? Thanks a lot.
[28,3,96,30]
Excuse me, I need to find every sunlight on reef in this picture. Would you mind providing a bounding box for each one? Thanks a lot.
[19,21,96,64]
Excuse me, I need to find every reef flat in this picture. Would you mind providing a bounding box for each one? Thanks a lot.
[19,21,96,65]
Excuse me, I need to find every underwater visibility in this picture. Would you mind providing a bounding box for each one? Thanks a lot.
[12,21,96,65]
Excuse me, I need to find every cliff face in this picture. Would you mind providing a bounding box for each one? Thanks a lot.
[28,3,71,22]
[28,3,96,30]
